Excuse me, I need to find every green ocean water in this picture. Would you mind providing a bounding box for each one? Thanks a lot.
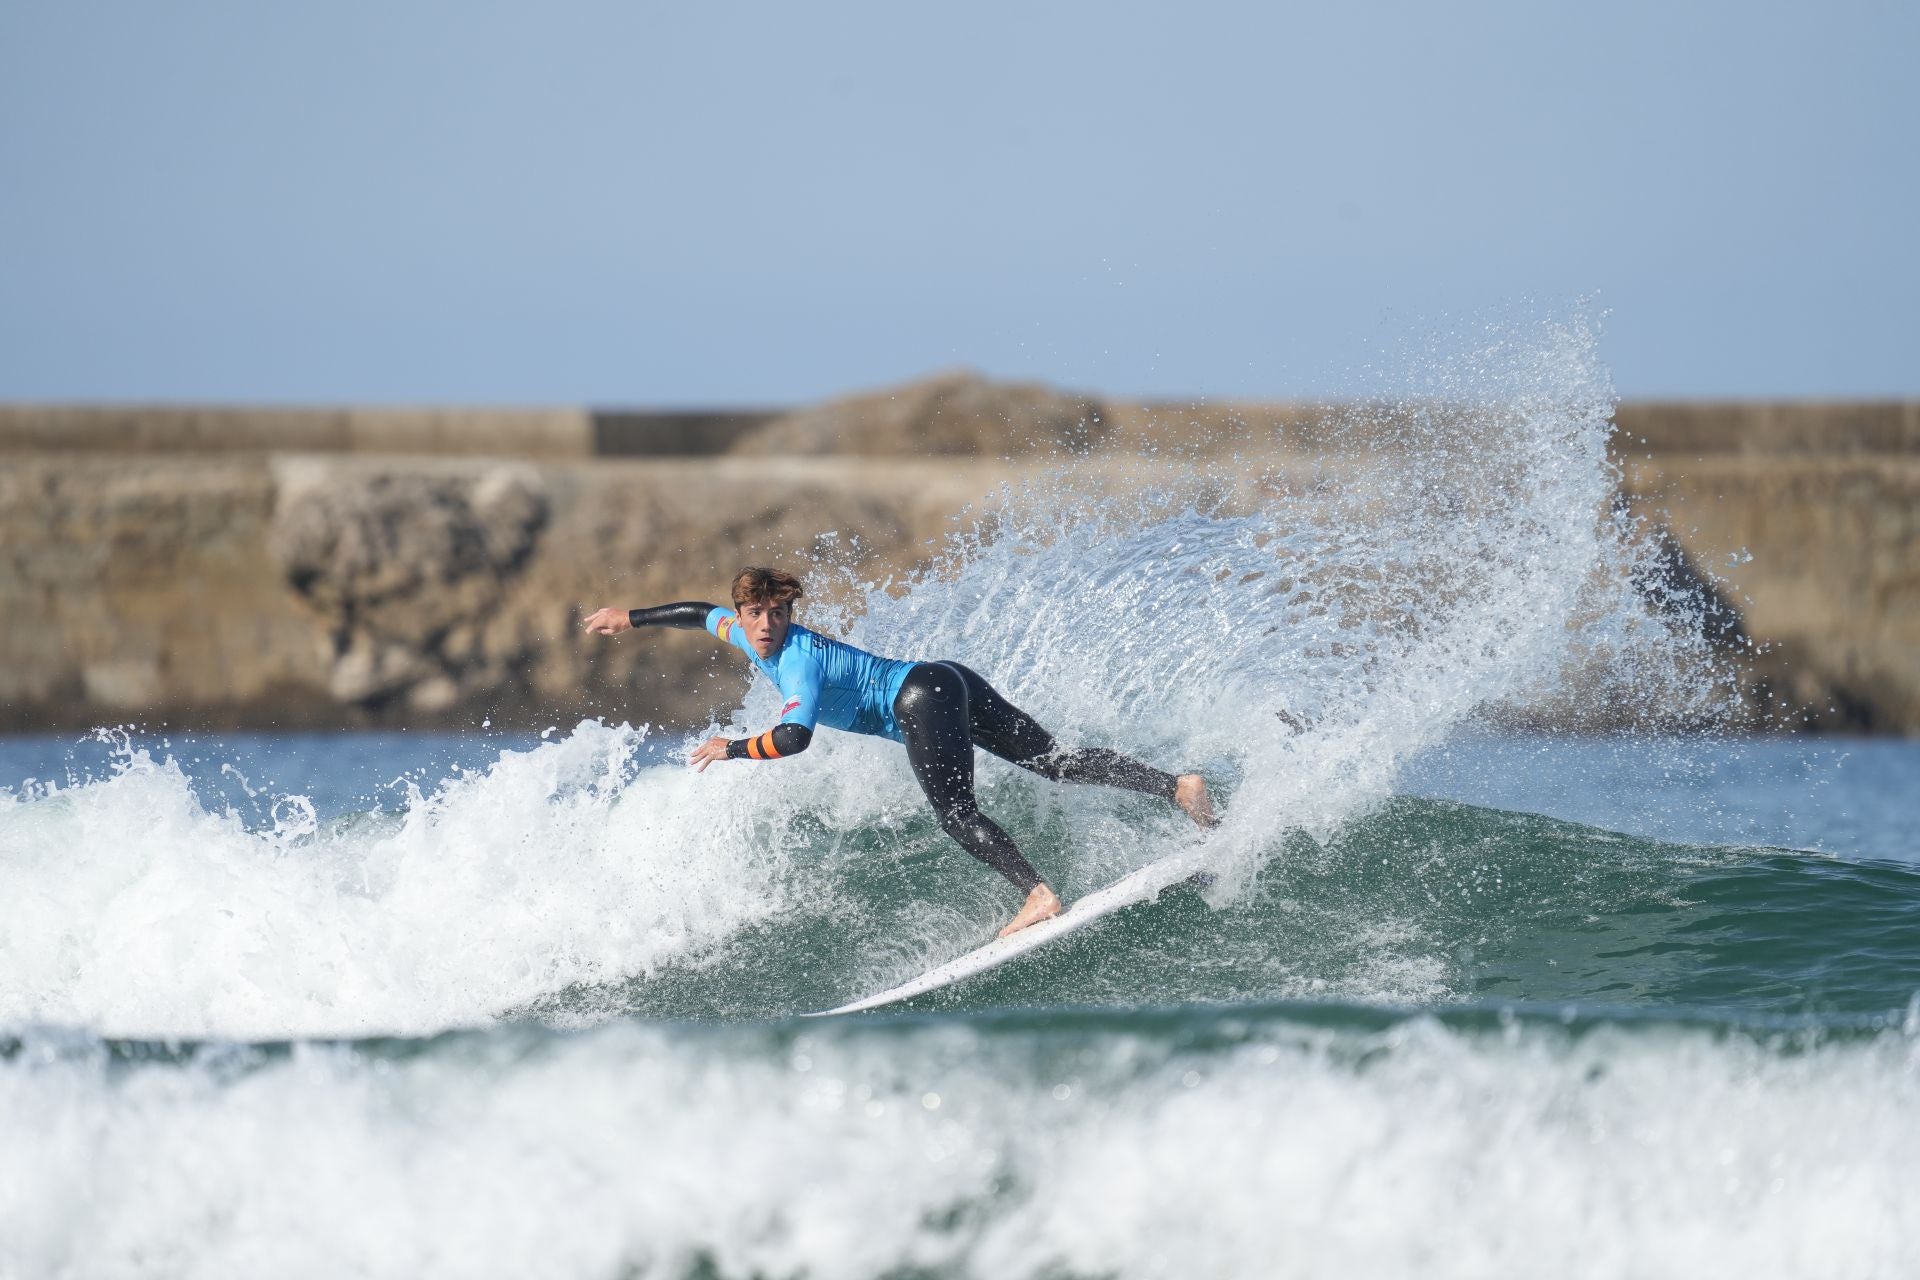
[518,785,1920,1024]
[5,732,1917,1279]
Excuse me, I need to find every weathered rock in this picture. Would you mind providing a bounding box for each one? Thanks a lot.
[270,464,550,711]
[1619,454,1920,731]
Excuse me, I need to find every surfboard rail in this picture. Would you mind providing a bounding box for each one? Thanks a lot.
[805,848,1213,1017]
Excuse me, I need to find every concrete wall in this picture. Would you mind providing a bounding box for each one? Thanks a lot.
[0,406,781,458]
[3,384,1914,734]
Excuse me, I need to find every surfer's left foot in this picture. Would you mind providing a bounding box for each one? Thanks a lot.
[999,883,1062,938]
[1174,774,1217,828]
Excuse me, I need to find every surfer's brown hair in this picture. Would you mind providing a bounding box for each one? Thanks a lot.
[730,566,805,611]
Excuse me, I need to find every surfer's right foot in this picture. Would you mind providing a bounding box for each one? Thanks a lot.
[999,883,1062,938]
[1174,774,1217,828]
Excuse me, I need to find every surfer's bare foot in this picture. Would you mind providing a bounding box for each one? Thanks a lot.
[998,884,1062,938]
[1175,774,1217,828]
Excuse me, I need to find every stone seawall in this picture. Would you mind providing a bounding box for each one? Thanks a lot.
[3,379,1915,734]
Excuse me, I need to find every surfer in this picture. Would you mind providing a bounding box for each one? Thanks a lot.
[583,567,1215,937]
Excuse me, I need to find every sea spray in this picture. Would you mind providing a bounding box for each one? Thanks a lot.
[839,311,1733,888]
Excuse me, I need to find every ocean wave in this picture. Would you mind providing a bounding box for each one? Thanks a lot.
[5,1004,1916,1279]
[0,310,1771,1042]
[8,721,1917,1039]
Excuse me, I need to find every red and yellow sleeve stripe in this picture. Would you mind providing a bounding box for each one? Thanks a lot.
[743,730,786,760]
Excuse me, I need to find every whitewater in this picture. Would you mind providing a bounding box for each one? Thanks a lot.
[4,316,1917,1279]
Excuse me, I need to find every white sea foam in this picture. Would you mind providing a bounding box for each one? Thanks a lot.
[3,1016,1914,1279]
[0,717,1203,1038]
[0,723,883,1038]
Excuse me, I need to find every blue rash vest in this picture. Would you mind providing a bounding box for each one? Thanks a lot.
[706,607,917,742]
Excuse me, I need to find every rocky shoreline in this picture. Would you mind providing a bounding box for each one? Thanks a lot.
[3,376,1914,735]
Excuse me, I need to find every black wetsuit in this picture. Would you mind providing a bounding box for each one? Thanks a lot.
[891,661,1177,893]
[628,602,1182,894]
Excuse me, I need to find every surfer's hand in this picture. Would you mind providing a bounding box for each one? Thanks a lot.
[581,607,632,636]
[690,736,730,772]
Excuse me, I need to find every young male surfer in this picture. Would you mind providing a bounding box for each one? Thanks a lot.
[583,567,1216,938]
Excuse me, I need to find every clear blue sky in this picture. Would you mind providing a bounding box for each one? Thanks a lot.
[2,1,1914,405]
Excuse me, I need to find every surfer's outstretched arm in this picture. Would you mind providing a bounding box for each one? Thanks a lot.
[581,602,723,636]
[691,642,823,771]
[688,723,814,772]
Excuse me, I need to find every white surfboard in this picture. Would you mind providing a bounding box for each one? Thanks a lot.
[806,848,1214,1017]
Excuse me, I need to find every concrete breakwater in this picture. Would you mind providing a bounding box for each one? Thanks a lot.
[2,376,1915,735]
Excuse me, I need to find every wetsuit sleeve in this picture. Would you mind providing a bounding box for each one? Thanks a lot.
[627,602,722,630]
[723,722,814,761]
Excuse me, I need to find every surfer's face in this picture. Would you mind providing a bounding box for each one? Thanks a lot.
[738,599,791,658]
